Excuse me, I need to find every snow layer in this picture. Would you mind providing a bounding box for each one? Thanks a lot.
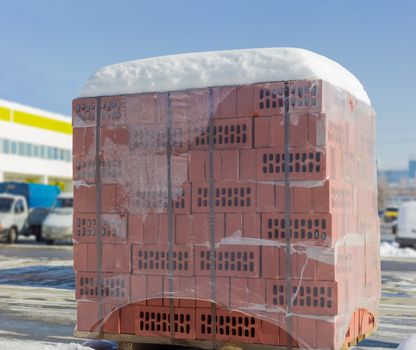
[80,48,371,105]
[380,241,416,258]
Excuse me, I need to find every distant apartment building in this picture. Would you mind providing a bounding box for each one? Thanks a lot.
[408,157,416,180]
[0,99,72,191]
[378,169,408,185]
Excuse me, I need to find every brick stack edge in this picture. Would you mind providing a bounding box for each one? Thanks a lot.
[72,79,380,349]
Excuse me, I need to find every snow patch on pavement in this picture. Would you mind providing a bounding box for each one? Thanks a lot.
[380,241,416,258]
[0,340,91,350]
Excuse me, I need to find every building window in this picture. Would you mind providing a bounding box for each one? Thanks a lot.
[3,139,9,154]
[11,141,17,154]
[0,137,71,162]
[34,144,39,157]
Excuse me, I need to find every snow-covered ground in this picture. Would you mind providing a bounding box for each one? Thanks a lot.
[380,241,416,258]
[0,340,91,350]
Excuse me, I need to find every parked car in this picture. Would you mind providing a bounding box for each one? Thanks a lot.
[0,181,60,243]
[42,193,73,245]
[0,194,28,243]
[396,201,416,248]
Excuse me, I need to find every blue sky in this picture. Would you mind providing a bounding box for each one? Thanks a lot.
[0,0,414,169]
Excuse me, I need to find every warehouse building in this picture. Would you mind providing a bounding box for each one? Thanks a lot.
[0,99,72,191]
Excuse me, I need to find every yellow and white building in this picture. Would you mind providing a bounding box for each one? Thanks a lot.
[0,99,72,191]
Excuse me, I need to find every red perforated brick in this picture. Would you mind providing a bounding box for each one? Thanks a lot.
[73,155,125,184]
[73,184,116,213]
[311,180,352,214]
[73,98,97,127]
[195,276,230,308]
[222,150,239,180]
[175,214,191,244]
[230,278,266,308]
[253,82,285,117]
[146,275,163,306]
[261,213,332,245]
[128,214,143,243]
[266,279,340,316]
[256,147,326,180]
[134,305,196,339]
[128,124,189,154]
[76,272,129,303]
[190,117,252,149]
[288,80,322,113]
[196,307,261,343]
[236,86,254,117]
[256,183,276,213]
[73,213,127,243]
[83,243,130,273]
[120,305,135,334]
[214,86,237,118]
[124,183,191,214]
[239,149,256,180]
[289,114,308,146]
[195,245,260,277]
[132,244,193,276]
[100,96,127,126]
[130,275,146,305]
[77,301,120,333]
[192,182,255,213]
[190,213,225,243]
[125,93,167,125]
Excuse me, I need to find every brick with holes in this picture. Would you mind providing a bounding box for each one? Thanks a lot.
[196,307,261,343]
[73,98,97,128]
[288,80,322,113]
[133,305,196,339]
[190,117,252,150]
[195,245,260,278]
[266,279,347,316]
[132,244,194,276]
[253,82,285,117]
[256,147,326,181]
[73,213,128,243]
[191,181,256,213]
[261,212,333,246]
[76,272,130,303]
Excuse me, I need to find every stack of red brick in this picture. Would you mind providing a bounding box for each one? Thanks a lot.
[73,79,380,349]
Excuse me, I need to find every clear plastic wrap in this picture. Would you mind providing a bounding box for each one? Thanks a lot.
[72,79,380,349]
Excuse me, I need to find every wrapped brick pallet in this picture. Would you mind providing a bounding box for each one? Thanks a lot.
[72,48,380,349]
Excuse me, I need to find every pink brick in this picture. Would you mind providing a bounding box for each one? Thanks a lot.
[236,86,254,117]
[239,149,256,180]
[222,149,239,180]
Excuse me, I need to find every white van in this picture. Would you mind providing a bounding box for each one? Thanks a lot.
[396,201,416,248]
[42,193,73,245]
